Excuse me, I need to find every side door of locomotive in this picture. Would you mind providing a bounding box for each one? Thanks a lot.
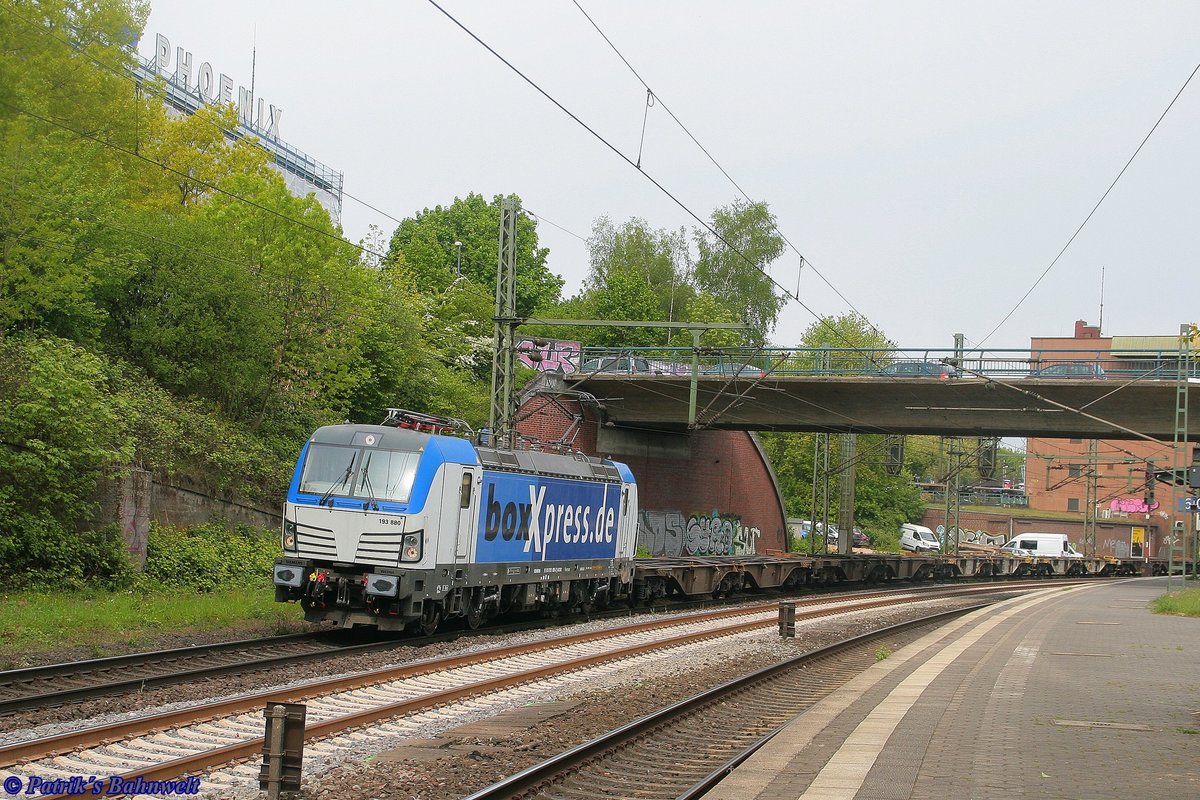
[439,463,477,565]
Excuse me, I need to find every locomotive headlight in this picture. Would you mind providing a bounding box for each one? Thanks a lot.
[282,520,297,550]
[365,574,399,597]
[273,564,303,587]
[401,532,422,562]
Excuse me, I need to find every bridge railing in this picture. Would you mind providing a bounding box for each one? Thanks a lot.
[573,346,1194,380]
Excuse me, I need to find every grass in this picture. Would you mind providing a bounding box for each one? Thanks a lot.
[0,584,307,666]
[1151,588,1200,618]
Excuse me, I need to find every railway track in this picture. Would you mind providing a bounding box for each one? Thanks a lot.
[0,579,1040,716]
[0,630,388,715]
[0,595,747,716]
[465,606,979,800]
[0,584,1048,799]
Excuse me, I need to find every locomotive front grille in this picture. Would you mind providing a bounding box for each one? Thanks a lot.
[354,532,403,566]
[295,525,337,559]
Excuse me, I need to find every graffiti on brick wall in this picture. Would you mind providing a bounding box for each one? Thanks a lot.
[1108,497,1158,514]
[686,511,737,555]
[1102,538,1132,558]
[637,509,761,556]
[937,526,1007,546]
[516,338,581,373]
[638,510,686,556]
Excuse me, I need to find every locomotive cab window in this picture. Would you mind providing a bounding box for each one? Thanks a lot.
[299,443,422,503]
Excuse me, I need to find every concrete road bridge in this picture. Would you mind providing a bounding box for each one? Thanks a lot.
[542,346,1199,441]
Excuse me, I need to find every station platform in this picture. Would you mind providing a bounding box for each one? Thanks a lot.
[704,577,1199,800]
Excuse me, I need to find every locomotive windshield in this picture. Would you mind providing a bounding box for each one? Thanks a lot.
[299,443,422,503]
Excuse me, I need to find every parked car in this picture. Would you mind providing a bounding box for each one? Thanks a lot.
[875,361,956,379]
[824,525,869,547]
[578,356,653,374]
[999,532,1083,558]
[1030,363,1105,379]
[900,523,941,552]
[704,362,766,378]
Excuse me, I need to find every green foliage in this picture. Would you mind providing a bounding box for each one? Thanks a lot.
[116,174,375,432]
[0,586,305,660]
[793,312,895,373]
[851,438,925,535]
[386,192,561,316]
[694,199,786,346]
[869,526,902,553]
[112,366,293,504]
[584,268,667,347]
[0,335,132,517]
[142,520,280,592]
[585,216,693,331]
[0,0,157,341]
[0,508,133,590]
[874,646,891,662]
[1152,589,1200,618]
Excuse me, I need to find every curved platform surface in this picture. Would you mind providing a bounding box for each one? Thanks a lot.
[705,577,1199,800]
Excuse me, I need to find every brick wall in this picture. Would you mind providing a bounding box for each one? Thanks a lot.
[516,394,788,556]
[918,508,1160,559]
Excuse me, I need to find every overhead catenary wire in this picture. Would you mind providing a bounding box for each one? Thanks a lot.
[973,58,1200,349]
[14,2,1175,452]
[569,0,893,347]
[12,0,894,383]
[426,0,956,432]
[422,1,863,340]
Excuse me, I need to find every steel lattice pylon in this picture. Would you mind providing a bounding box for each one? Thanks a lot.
[488,198,519,447]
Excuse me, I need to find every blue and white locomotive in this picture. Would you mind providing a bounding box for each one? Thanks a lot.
[271,409,639,633]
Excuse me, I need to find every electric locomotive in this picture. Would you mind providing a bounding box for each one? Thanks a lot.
[271,409,639,633]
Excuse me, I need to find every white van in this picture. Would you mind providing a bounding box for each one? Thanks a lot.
[900,523,940,552]
[1000,532,1083,558]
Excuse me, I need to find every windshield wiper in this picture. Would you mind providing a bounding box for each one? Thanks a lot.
[359,452,379,511]
[319,454,356,506]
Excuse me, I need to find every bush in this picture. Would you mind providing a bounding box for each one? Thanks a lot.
[142,519,280,592]
[1,508,134,590]
[870,527,902,553]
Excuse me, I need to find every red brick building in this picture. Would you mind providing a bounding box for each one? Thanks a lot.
[1026,319,1185,558]
[516,393,788,557]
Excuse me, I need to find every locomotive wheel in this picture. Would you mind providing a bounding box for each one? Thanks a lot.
[465,595,485,630]
[420,602,443,636]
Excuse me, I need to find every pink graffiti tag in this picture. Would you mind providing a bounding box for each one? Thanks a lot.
[1109,497,1158,514]
[516,339,581,373]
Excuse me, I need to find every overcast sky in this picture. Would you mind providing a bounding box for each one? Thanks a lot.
[139,1,1199,353]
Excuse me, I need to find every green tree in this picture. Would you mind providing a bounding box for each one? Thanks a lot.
[113,170,374,435]
[344,260,491,427]
[0,335,132,517]
[797,312,895,373]
[137,104,270,209]
[760,312,925,547]
[0,0,158,341]
[586,216,693,326]
[385,193,561,316]
[586,268,666,348]
[694,199,786,345]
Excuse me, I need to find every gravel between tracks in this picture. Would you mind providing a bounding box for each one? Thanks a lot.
[0,598,789,738]
[210,594,995,800]
[0,593,894,736]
